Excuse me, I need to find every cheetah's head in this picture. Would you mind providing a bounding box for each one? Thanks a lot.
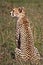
[10,7,25,18]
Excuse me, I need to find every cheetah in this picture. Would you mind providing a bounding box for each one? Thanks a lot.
[10,7,40,64]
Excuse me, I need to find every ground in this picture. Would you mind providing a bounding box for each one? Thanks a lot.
[0,0,43,65]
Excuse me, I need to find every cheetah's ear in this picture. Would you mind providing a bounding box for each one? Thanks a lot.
[18,7,25,13]
[18,7,22,13]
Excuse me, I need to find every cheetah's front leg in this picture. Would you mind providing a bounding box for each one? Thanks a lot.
[15,48,27,61]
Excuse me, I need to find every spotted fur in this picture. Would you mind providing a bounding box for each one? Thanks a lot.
[10,7,40,64]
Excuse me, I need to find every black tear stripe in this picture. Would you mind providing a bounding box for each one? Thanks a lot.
[18,33,21,49]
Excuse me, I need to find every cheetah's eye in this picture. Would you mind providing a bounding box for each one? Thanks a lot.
[13,10,15,12]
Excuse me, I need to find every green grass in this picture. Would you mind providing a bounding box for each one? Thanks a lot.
[0,0,43,65]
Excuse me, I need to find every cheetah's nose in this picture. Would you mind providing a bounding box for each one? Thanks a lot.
[10,12,11,15]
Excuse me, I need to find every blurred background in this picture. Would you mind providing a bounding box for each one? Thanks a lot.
[0,0,43,65]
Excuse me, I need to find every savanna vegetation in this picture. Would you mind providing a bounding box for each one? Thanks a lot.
[0,0,43,65]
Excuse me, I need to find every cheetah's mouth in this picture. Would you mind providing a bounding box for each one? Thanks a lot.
[10,12,16,18]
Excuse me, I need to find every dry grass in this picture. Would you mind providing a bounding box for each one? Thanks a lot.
[0,0,43,65]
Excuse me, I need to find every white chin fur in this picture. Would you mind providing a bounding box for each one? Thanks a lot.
[11,15,14,17]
